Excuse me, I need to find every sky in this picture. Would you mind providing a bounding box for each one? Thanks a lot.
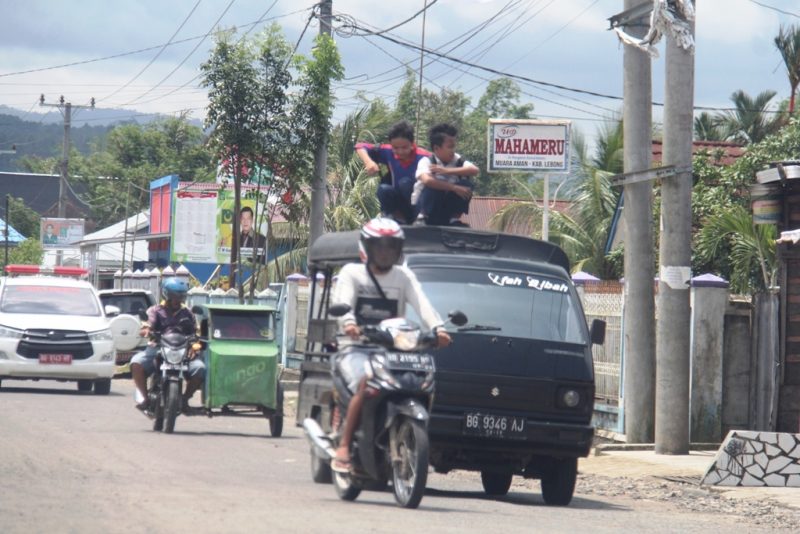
[1,0,798,149]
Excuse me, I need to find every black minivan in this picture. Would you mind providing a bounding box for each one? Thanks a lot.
[296,226,605,506]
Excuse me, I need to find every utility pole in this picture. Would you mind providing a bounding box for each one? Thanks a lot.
[309,0,332,248]
[612,0,656,443]
[39,95,94,218]
[656,14,695,455]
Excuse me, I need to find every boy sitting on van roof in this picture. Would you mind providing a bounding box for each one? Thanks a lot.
[413,123,479,227]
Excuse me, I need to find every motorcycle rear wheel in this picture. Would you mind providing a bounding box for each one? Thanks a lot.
[392,419,429,509]
[164,381,181,434]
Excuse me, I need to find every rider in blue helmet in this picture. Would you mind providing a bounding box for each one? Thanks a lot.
[130,277,205,412]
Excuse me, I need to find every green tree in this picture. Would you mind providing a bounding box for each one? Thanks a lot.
[461,78,535,196]
[1,238,44,269]
[693,111,724,141]
[5,196,41,238]
[695,205,776,293]
[715,89,783,144]
[775,24,800,114]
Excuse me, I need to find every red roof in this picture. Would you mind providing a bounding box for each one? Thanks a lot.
[652,140,745,166]
[463,196,572,236]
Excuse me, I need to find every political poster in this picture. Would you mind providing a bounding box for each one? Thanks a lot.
[41,218,85,249]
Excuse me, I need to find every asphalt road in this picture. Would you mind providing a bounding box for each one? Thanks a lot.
[0,379,792,534]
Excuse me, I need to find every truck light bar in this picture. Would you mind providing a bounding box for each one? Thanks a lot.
[4,264,89,278]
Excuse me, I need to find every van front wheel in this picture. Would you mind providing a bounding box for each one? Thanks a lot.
[540,457,577,506]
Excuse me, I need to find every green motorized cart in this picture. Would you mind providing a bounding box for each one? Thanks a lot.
[194,304,284,437]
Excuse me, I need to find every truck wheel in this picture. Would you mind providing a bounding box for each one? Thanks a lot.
[164,381,181,434]
[540,457,577,506]
[269,383,284,438]
[481,471,513,496]
[77,380,93,392]
[93,378,111,395]
[391,419,429,509]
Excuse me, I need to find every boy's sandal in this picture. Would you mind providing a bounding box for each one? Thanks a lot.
[331,457,352,473]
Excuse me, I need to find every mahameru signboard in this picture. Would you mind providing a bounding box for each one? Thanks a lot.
[488,119,571,173]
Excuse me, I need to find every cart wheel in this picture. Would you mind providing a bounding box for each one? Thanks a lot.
[269,383,284,438]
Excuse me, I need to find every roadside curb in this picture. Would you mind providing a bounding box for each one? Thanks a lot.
[593,442,721,455]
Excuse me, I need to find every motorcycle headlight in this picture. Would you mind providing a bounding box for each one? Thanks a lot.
[88,329,113,342]
[370,354,399,388]
[391,329,421,351]
[0,324,24,339]
[163,347,184,364]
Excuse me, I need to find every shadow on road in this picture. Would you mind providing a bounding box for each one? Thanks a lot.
[425,487,629,511]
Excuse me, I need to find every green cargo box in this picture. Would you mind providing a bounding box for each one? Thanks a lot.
[194,304,281,410]
[205,341,280,409]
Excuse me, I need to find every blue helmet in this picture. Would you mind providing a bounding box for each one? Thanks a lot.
[162,277,189,302]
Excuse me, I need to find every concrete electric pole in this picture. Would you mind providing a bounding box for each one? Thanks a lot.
[656,15,695,455]
[39,95,94,218]
[614,0,657,444]
[309,0,332,248]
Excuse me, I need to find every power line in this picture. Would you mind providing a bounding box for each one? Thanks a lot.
[748,0,800,18]
[97,0,203,105]
[345,0,438,37]
[119,0,237,106]
[130,1,301,108]
[0,7,310,80]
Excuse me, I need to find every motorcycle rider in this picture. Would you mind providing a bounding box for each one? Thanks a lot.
[131,277,205,412]
[330,217,451,473]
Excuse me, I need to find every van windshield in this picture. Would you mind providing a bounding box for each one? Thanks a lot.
[409,267,588,344]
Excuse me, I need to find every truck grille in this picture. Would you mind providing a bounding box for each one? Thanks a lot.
[17,329,94,360]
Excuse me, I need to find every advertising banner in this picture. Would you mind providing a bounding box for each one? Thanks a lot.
[170,189,267,264]
[41,218,85,249]
[488,119,571,173]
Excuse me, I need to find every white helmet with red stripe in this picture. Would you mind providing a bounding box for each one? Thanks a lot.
[359,217,405,271]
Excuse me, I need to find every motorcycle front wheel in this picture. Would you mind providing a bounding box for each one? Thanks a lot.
[392,418,429,509]
[164,381,181,434]
[333,470,361,501]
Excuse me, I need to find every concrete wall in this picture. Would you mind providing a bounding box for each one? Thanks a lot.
[722,300,754,434]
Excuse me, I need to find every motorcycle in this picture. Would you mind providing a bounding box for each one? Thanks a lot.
[303,305,467,509]
[143,327,202,434]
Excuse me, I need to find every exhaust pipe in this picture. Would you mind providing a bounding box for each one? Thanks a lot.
[303,418,336,459]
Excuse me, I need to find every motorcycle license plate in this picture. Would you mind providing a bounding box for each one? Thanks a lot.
[463,412,526,439]
[385,352,434,371]
[39,353,73,364]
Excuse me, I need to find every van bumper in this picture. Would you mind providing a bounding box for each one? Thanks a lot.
[428,412,594,469]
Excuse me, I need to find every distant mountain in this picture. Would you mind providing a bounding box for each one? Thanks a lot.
[0,105,204,173]
[0,104,203,128]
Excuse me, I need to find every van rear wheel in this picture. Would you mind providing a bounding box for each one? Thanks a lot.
[540,457,577,506]
[481,471,512,496]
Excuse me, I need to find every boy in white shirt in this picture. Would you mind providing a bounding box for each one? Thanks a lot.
[413,123,479,226]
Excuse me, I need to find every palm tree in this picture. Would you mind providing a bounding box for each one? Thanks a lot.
[693,111,724,141]
[715,89,782,144]
[694,205,777,294]
[775,24,800,114]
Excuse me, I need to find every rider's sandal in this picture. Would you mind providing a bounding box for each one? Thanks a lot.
[331,457,352,473]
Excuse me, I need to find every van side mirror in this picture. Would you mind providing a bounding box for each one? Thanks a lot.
[590,319,606,345]
[104,305,121,317]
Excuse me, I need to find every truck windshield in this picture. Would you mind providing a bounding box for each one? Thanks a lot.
[409,267,588,344]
